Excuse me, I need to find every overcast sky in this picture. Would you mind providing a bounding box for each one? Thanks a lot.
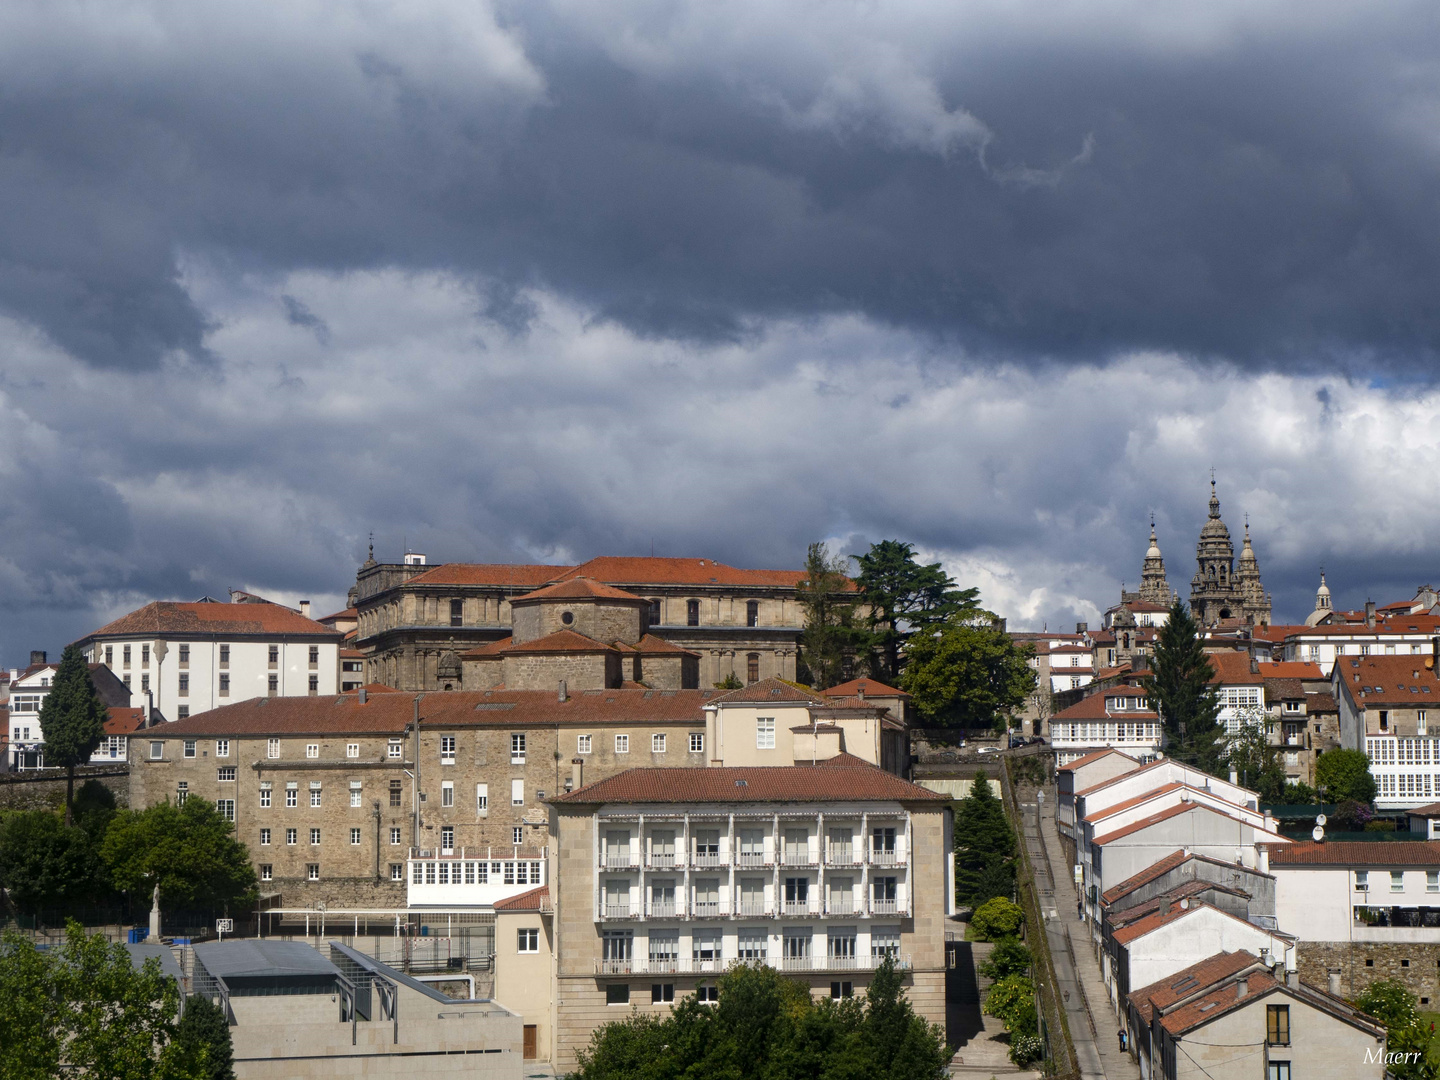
[4,0,1440,663]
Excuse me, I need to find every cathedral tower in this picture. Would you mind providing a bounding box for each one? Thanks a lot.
[1189,481,1271,626]
[1138,520,1175,606]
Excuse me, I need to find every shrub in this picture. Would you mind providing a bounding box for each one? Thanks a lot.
[971,896,1024,941]
[978,937,1032,981]
[1009,1033,1044,1066]
[984,974,1037,1038]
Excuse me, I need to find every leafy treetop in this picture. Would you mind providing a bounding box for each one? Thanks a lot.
[853,540,979,683]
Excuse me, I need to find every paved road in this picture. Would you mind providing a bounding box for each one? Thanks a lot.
[1018,790,1140,1080]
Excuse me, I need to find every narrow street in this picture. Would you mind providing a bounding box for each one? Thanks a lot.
[1017,789,1140,1080]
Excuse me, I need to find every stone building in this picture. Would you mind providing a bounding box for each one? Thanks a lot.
[545,756,952,1072]
[353,551,816,692]
[1190,482,1272,628]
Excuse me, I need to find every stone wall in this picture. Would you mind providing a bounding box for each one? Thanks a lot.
[1297,941,1440,1004]
[0,767,129,811]
[502,653,612,692]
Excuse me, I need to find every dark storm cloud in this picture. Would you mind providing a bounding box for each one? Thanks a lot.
[1,3,1439,369]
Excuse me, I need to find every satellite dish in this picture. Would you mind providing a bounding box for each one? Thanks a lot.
[1312,825,1325,842]
[1316,814,1328,826]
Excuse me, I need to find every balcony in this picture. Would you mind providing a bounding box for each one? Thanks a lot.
[870,900,900,915]
[826,849,861,867]
[692,853,726,869]
[593,955,911,976]
[869,850,902,867]
[826,901,856,916]
[736,852,769,868]
[605,854,639,870]
[603,904,638,920]
[650,903,678,918]
[783,901,813,917]
[782,852,819,868]
[737,902,770,917]
[648,854,680,869]
[692,901,722,918]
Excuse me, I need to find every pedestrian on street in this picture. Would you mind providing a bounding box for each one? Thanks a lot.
[1118,1029,1128,1053]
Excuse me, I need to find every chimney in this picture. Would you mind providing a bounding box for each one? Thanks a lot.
[1160,899,1172,916]
[1286,969,1298,989]
[1264,810,1275,833]
[571,756,584,791]
[1236,979,1246,1000]
[1260,948,1271,967]
[300,600,311,619]
[1076,622,1088,634]
[1328,968,1342,996]
[1365,600,1376,629]
[558,680,568,703]
[1230,767,1239,785]
[857,681,866,700]
[1432,637,1440,672]
[1259,845,1270,873]
[358,686,367,704]
[29,650,45,667]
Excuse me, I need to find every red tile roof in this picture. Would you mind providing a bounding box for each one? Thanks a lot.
[1110,899,1282,947]
[1264,840,1440,866]
[1334,654,1440,705]
[1406,802,1440,818]
[1257,661,1324,679]
[1092,801,1284,846]
[712,678,822,705]
[105,707,146,736]
[821,678,907,699]
[1206,651,1262,685]
[553,755,944,805]
[150,687,717,737]
[558,557,818,590]
[1053,691,1156,721]
[511,577,648,604]
[494,885,550,912]
[319,607,358,622]
[629,634,698,657]
[83,601,340,640]
[342,683,404,695]
[460,637,512,659]
[1057,748,1136,773]
[1083,783,1185,823]
[406,564,561,588]
[1106,880,1250,926]
[339,648,366,659]
[1127,951,1258,1024]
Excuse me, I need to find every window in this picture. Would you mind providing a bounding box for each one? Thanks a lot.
[260,828,271,846]
[306,744,319,758]
[268,738,280,759]
[690,732,704,754]
[477,783,488,814]
[388,779,402,807]
[350,781,363,807]
[652,733,666,753]
[390,827,402,845]
[308,645,319,665]
[757,717,775,749]
[149,741,164,760]
[341,826,357,847]
[1266,1004,1290,1045]
[738,929,766,960]
[219,644,230,665]
[578,734,592,754]
[307,864,319,881]
[178,674,189,695]
[217,766,236,782]
[390,864,403,881]
[1429,871,1438,893]
[746,600,759,627]
[746,653,759,684]
[259,783,271,808]
[308,675,318,694]
[510,733,525,763]
[346,742,360,758]
[142,643,150,666]
[450,599,464,626]
[518,928,540,953]
[871,926,900,960]
[696,985,719,1003]
[1268,1063,1291,1080]
[216,800,235,822]
[215,739,229,758]
[441,735,457,764]
[606,984,630,1005]
[1393,871,1406,893]
[651,982,674,1003]
[260,864,272,881]
[286,828,297,845]
[687,599,700,626]
[267,674,278,694]
[648,599,662,625]
[285,783,298,808]
[219,673,230,695]
[105,646,113,666]
[268,645,279,664]
[124,645,132,667]
[184,740,196,758]
[830,981,853,999]
[442,781,454,807]
[616,734,630,754]
[176,781,188,806]
[122,675,131,689]
[388,739,403,759]
[177,706,189,720]
[310,828,321,845]
[310,782,322,807]
[512,779,524,806]
[513,826,524,845]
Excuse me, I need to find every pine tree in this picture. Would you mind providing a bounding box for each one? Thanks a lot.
[953,775,1016,907]
[176,994,235,1080]
[796,542,860,689]
[1139,600,1222,770]
[38,644,108,827]
[853,540,980,682]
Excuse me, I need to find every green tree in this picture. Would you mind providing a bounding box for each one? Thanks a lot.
[971,897,1024,941]
[175,995,235,1080]
[713,673,743,690]
[38,644,109,827]
[0,810,109,913]
[953,775,1017,909]
[0,922,206,1080]
[102,799,258,913]
[983,973,1037,1037]
[1315,748,1378,805]
[901,616,1035,731]
[1225,707,1286,802]
[1355,979,1437,1080]
[853,540,980,683]
[1138,601,1222,769]
[797,542,861,689]
[978,937,1032,981]
[1281,780,1317,803]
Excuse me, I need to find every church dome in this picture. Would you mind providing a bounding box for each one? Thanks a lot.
[1317,573,1331,598]
[1146,526,1162,559]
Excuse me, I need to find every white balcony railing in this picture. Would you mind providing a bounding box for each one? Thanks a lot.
[692,901,722,918]
[870,900,900,915]
[783,901,812,916]
[782,853,819,867]
[603,904,635,919]
[827,850,860,866]
[648,854,680,869]
[650,902,678,918]
[737,902,770,917]
[605,854,639,869]
[869,850,901,866]
[692,853,726,868]
[827,901,856,916]
[736,853,769,867]
[596,955,911,976]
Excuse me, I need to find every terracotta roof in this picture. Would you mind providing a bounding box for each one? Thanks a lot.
[553,756,944,805]
[1406,802,1440,818]
[1053,692,1156,721]
[821,678,907,699]
[816,696,889,712]
[1158,970,1282,1035]
[1127,951,1258,1024]
[83,601,340,640]
[341,683,403,695]
[319,607,358,622]
[1335,654,1440,705]
[1250,624,1311,642]
[559,556,819,590]
[711,678,822,705]
[1264,840,1440,866]
[406,564,560,588]
[1083,783,1184,823]
[494,885,550,912]
[1106,880,1250,926]
[510,577,648,604]
[1206,651,1261,685]
[1090,664,1134,681]
[499,630,618,655]
[1257,662,1324,679]
[146,687,717,737]
[105,707,146,736]
[630,634,698,657]
[339,648,365,659]
[1057,748,1137,773]
[1110,899,1284,947]
[1306,691,1337,712]
[1263,678,1305,700]
[460,637,512,659]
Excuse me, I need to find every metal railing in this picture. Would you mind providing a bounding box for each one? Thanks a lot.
[650,902,678,918]
[595,953,912,976]
[602,904,635,919]
[869,850,901,866]
[736,853,769,867]
[648,854,680,868]
[605,854,639,869]
[692,901,722,917]
[691,853,726,868]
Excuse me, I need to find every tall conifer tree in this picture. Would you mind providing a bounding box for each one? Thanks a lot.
[38,644,108,827]
[1139,600,1222,770]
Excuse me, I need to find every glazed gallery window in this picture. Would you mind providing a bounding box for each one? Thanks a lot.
[756,718,776,749]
